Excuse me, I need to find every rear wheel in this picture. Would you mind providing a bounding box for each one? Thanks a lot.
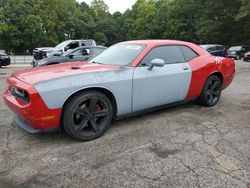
[63,91,113,141]
[198,75,222,107]
[0,60,2,68]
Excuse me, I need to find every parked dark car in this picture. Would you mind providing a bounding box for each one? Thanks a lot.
[33,46,106,67]
[200,44,227,57]
[0,50,11,67]
[243,51,250,62]
[227,45,250,60]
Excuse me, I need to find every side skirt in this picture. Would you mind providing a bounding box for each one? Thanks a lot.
[116,99,196,121]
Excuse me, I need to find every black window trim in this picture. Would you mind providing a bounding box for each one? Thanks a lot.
[179,45,199,62]
[138,44,199,67]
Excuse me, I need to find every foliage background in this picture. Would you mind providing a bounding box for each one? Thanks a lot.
[0,0,249,54]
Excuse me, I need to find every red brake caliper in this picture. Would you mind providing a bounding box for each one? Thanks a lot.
[95,103,101,112]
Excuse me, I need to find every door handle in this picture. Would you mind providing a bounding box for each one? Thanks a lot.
[183,67,189,71]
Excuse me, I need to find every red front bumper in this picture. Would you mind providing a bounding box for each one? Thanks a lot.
[3,75,62,132]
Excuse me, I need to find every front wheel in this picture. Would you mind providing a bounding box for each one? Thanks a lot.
[198,75,222,107]
[63,91,113,141]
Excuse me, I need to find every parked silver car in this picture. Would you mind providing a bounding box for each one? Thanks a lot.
[33,46,106,67]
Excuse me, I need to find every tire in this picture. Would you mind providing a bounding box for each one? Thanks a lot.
[0,60,2,68]
[198,75,222,107]
[236,55,240,60]
[63,91,113,141]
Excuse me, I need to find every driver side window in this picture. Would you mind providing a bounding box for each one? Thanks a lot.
[65,42,79,51]
[141,46,185,66]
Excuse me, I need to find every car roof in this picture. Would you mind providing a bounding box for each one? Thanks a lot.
[119,40,209,57]
[121,40,195,45]
[200,44,223,47]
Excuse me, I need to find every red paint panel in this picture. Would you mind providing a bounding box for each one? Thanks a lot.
[3,75,61,130]
[186,55,235,99]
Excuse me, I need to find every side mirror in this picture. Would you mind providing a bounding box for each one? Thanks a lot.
[68,54,74,59]
[148,58,165,70]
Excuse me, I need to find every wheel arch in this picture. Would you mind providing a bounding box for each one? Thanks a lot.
[209,71,224,85]
[196,71,224,98]
[61,86,118,121]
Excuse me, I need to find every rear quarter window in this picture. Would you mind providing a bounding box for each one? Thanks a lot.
[180,46,198,62]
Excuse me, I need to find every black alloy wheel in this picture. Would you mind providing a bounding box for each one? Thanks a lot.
[63,91,113,141]
[198,75,222,107]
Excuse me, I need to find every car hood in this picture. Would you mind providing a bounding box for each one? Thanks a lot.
[12,62,119,85]
[245,51,250,55]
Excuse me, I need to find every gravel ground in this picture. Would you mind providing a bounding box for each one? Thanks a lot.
[0,61,249,188]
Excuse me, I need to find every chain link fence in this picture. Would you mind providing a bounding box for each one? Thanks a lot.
[10,56,33,64]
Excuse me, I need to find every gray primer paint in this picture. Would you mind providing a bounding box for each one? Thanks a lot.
[133,63,192,112]
[35,63,192,116]
[34,67,134,116]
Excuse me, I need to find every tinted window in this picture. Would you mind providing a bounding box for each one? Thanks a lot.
[216,46,225,51]
[141,46,185,65]
[207,47,215,51]
[180,46,198,62]
[66,42,79,50]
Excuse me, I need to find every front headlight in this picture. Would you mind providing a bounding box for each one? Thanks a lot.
[10,86,30,103]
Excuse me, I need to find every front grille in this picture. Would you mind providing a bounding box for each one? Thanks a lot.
[11,87,30,104]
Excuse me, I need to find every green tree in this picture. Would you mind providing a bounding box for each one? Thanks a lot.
[90,0,110,21]
[124,0,160,39]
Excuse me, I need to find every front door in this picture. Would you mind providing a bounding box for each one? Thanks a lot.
[132,45,192,112]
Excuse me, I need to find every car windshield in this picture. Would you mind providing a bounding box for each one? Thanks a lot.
[90,44,145,66]
[229,46,242,51]
[55,41,71,49]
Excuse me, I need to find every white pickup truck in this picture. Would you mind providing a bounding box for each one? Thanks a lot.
[33,39,96,61]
